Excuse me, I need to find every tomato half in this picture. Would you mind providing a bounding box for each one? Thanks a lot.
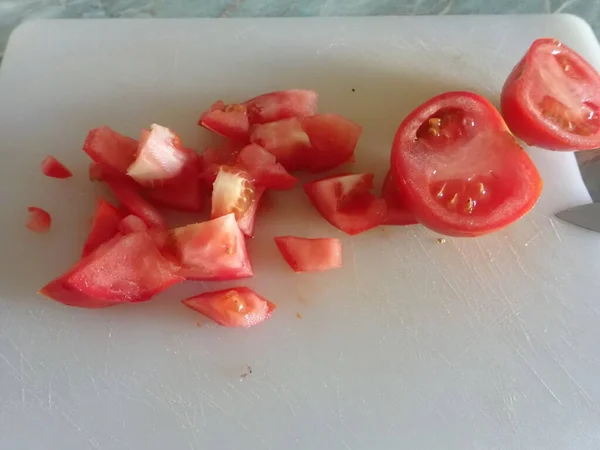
[182,287,276,328]
[381,170,417,226]
[41,155,72,179]
[83,126,138,176]
[26,207,51,233]
[106,178,167,229]
[199,100,250,142]
[244,90,318,125]
[304,173,387,235]
[274,236,342,272]
[237,143,297,190]
[501,38,600,151]
[82,198,122,257]
[169,214,253,281]
[391,91,542,237]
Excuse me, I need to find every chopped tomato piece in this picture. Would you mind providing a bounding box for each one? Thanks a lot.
[391,91,542,237]
[118,214,148,235]
[169,214,253,280]
[244,90,318,125]
[82,198,122,257]
[127,125,193,185]
[40,231,183,308]
[26,207,51,233]
[211,167,259,236]
[41,156,72,179]
[382,170,418,226]
[106,178,167,229]
[250,117,312,171]
[237,187,265,238]
[304,173,387,235]
[182,287,275,328]
[302,114,362,172]
[199,143,243,184]
[237,143,297,190]
[274,236,342,272]
[501,38,600,151]
[199,100,250,141]
[83,126,138,176]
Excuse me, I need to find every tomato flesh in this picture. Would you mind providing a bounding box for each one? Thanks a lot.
[82,198,122,256]
[211,167,257,235]
[501,38,600,151]
[237,143,297,190]
[106,178,167,229]
[244,90,318,125]
[41,156,72,179]
[304,173,387,235]
[391,91,542,237]
[274,236,342,272]
[83,126,138,176]
[182,287,275,328]
[27,207,52,233]
[382,170,417,226]
[118,214,148,235]
[199,100,250,142]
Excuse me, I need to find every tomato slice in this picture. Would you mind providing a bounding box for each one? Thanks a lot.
[237,143,297,190]
[211,166,258,236]
[250,117,312,171]
[391,91,542,237]
[82,198,122,257]
[118,214,148,234]
[26,207,51,233]
[382,170,418,226]
[244,90,318,125]
[83,126,138,176]
[302,114,362,172]
[501,38,600,151]
[182,287,275,328]
[41,155,72,179]
[274,236,342,272]
[106,178,167,229]
[169,214,253,281]
[199,100,250,141]
[304,173,387,235]
[40,231,183,308]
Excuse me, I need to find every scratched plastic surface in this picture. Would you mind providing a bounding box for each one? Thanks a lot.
[1,16,600,450]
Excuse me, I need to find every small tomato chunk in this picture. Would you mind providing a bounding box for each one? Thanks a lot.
[245,89,318,125]
[274,236,342,272]
[237,143,297,190]
[41,156,72,179]
[82,198,122,257]
[26,207,51,233]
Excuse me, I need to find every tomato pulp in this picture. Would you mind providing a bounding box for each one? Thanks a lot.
[391,91,542,237]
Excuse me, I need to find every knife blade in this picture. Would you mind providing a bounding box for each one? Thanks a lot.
[556,203,600,233]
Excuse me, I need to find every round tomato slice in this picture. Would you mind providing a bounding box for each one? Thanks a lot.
[391,91,542,237]
[501,38,600,151]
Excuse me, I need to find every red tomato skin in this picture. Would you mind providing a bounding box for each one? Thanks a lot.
[199,101,250,141]
[301,114,362,172]
[82,198,122,257]
[26,207,52,233]
[182,287,276,328]
[106,178,167,229]
[501,38,600,151]
[41,156,72,179]
[382,170,418,226]
[83,126,138,175]
[237,144,297,190]
[244,90,318,125]
[391,91,542,237]
[274,236,342,272]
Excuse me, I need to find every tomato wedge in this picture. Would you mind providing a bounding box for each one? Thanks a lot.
[118,214,148,234]
[26,207,51,233]
[83,126,138,177]
[82,198,122,257]
[40,231,183,308]
[105,178,167,229]
[41,156,72,179]
[169,214,253,280]
[274,236,342,272]
[237,143,297,190]
[304,173,387,235]
[182,287,276,328]
[501,38,600,151]
[382,170,418,226]
[250,117,312,171]
[302,114,362,172]
[199,100,250,142]
[391,91,542,237]
[244,90,318,125]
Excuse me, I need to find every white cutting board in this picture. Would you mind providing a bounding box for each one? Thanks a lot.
[1,15,600,450]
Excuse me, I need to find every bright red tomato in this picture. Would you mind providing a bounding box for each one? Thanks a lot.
[304,173,387,235]
[26,207,51,233]
[250,117,312,171]
[106,178,167,229]
[182,287,275,328]
[41,156,72,179]
[391,91,543,237]
[169,214,253,280]
[237,143,297,190]
[199,100,250,141]
[302,114,362,172]
[83,126,138,176]
[118,214,148,234]
[82,198,122,257]
[274,236,342,272]
[244,90,318,125]
[40,231,184,308]
[381,170,417,226]
[501,38,600,151]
